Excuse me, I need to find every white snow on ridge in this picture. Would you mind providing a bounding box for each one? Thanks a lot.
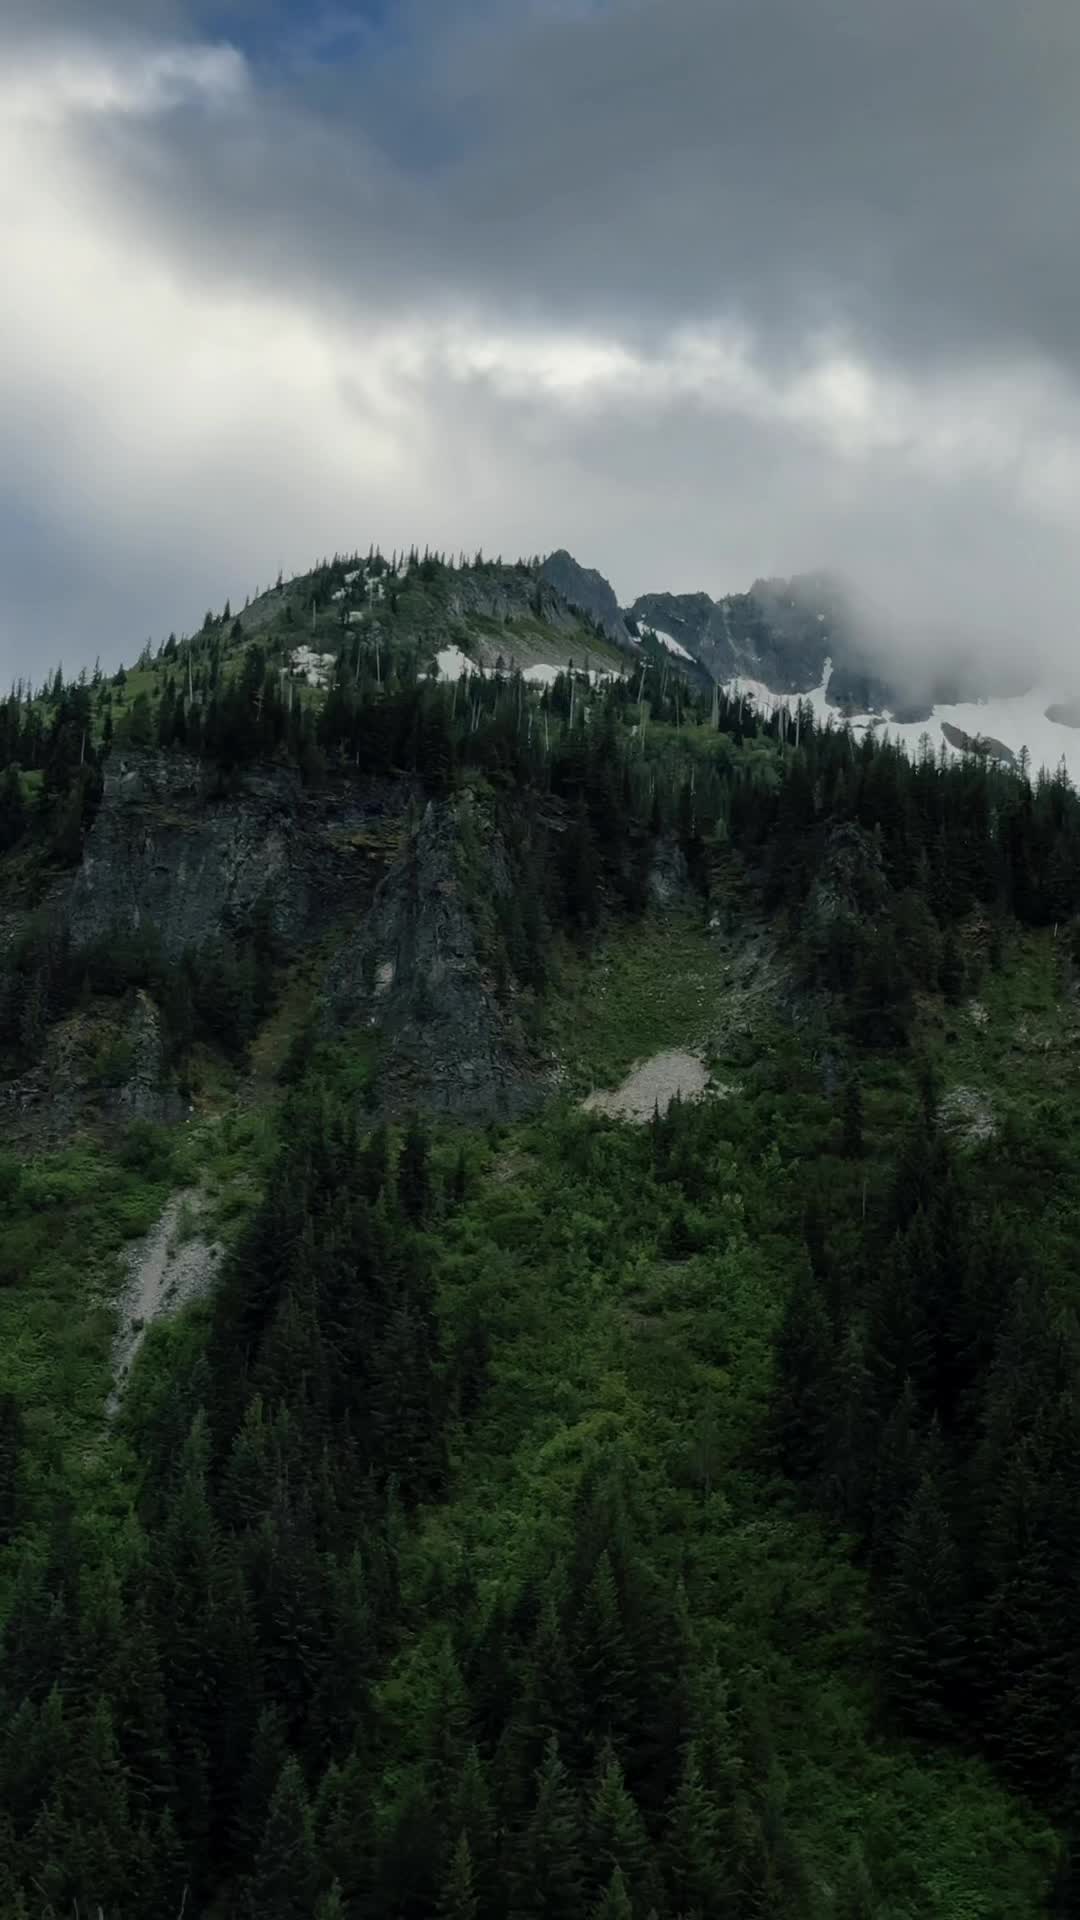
[728,660,1080,785]
[433,649,624,687]
[730,658,835,732]
[882,686,1080,785]
[643,625,694,662]
[522,663,622,687]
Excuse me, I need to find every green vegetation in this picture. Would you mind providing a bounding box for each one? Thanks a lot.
[6,548,1080,1911]
[0,1129,172,1562]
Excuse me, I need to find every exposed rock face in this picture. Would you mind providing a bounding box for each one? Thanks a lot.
[0,988,184,1146]
[67,750,406,960]
[941,721,1017,767]
[116,991,183,1123]
[629,575,901,710]
[629,574,887,695]
[647,838,692,909]
[540,550,630,643]
[806,822,888,933]
[445,567,579,634]
[324,796,542,1121]
[47,749,545,1123]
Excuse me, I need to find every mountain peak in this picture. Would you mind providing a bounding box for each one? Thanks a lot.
[539,550,628,644]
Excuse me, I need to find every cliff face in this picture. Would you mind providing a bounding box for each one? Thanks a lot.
[540,550,629,644]
[48,751,542,1123]
[323,795,543,1121]
[66,751,405,960]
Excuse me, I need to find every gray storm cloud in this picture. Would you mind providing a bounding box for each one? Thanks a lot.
[2,0,1080,687]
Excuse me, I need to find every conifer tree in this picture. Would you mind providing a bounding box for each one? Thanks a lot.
[772,1259,833,1480]
[884,1467,965,1735]
[447,1745,497,1911]
[592,1864,634,1920]
[0,764,26,852]
[663,1741,728,1918]
[587,1745,650,1902]
[398,1114,432,1223]
[249,1754,318,1920]
[516,1736,585,1919]
[0,1390,23,1545]
[440,1830,479,1920]
[841,1070,863,1157]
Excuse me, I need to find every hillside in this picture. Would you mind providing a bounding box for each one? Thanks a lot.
[2,546,1080,1915]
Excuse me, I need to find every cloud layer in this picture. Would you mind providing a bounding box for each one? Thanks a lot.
[3,0,1080,685]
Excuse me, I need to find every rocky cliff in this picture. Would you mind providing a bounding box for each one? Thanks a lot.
[67,750,406,960]
[540,550,630,644]
[323,794,543,1121]
[629,575,878,697]
[46,750,544,1125]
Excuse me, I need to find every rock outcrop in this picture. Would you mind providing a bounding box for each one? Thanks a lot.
[67,750,407,960]
[540,550,630,644]
[941,721,1017,767]
[324,795,542,1120]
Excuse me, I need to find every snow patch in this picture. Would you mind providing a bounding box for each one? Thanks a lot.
[290,645,336,687]
[433,649,623,687]
[643,624,694,662]
[434,645,479,681]
[725,661,1080,784]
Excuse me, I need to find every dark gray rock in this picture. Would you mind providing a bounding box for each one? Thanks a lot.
[941,721,1017,766]
[806,821,889,933]
[444,568,579,634]
[115,991,185,1124]
[67,750,406,960]
[324,795,542,1121]
[647,838,692,909]
[540,550,630,643]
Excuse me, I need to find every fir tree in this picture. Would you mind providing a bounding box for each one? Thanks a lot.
[663,1742,729,1918]
[398,1114,432,1223]
[592,1864,634,1920]
[516,1736,585,1919]
[841,1070,864,1157]
[440,1830,479,1920]
[249,1755,318,1920]
[884,1468,965,1735]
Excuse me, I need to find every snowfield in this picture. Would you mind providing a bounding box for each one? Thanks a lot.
[729,659,1080,785]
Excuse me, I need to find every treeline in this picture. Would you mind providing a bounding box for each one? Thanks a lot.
[0,677,102,862]
[0,906,280,1075]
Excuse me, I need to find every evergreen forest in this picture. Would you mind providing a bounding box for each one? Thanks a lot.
[2,558,1080,1915]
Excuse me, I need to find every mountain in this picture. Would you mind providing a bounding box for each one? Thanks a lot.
[630,572,914,711]
[1,538,1078,1918]
[539,546,631,644]
[626,569,1080,780]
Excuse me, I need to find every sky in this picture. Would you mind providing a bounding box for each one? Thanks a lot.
[4,0,1080,686]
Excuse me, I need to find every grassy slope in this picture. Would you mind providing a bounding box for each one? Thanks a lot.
[80,561,628,749]
[0,867,1067,1907]
[384,915,1058,1914]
